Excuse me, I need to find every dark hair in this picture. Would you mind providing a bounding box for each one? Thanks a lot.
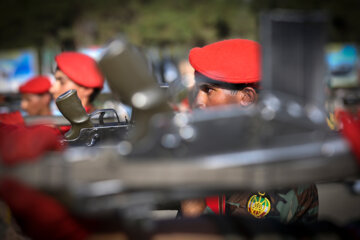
[89,88,101,103]
[194,71,259,92]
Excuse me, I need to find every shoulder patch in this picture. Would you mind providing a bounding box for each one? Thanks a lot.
[247,192,271,218]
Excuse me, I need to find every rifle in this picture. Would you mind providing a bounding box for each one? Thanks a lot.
[52,37,170,147]
[55,89,131,146]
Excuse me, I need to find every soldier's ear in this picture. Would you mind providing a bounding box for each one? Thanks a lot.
[237,87,257,106]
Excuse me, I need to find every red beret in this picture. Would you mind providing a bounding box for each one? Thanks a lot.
[189,39,261,84]
[19,76,51,94]
[55,52,104,89]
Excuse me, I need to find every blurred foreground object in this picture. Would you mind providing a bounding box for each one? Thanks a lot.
[337,110,360,161]
[0,177,89,240]
[0,123,63,166]
[98,37,171,142]
[0,111,24,125]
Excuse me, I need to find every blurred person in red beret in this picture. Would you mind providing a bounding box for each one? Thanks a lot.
[19,75,52,116]
[181,39,319,224]
[0,52,105,239]
[0,54,108,240]
[0,75,52,125]
[50,52,104,113]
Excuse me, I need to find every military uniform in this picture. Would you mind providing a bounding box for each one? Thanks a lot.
[202,185,318,224]
[188,39,319,223]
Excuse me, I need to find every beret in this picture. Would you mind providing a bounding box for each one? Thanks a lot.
[19,76,51,94]
[189,39,261,84]
[55,52,104,89]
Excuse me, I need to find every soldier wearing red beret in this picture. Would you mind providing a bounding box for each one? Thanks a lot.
[190,39,260,109]
[181,39,319,224]
[50,52,104,113]
[19,75,52,116]
[0,53,106,240]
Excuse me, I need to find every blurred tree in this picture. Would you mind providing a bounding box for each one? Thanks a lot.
[75,0,256,48]
[1,0,359,52]
[0,0,256,50]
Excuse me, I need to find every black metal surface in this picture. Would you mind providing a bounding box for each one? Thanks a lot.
[260,10,327,107]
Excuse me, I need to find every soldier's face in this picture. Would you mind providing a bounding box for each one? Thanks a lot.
[50,70,81,100]
[21,93,50,116]
[50,70,93,107]
[193,82,257,109]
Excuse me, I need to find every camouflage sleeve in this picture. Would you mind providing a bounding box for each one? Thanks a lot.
[294,184,319,223]
[275,184,318,224]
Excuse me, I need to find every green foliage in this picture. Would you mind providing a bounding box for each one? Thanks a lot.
[3,0,360,50]
[75,0,257,48]
[0,0,257,50]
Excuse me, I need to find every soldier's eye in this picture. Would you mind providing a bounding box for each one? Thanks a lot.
[200,85,215,94]
[58,79,65,86]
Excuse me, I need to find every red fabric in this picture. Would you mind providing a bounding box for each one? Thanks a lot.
[84,105,94,114]
[189,39,261,84]
[19,75,51,94]
[337,110,360,163]
[0,111,24,125]
[205,195,226,215]
[0,177,89,240]
[206,196,220,214]
[0,123,64,166]
[59,125,71,134]
[55,52,104,89]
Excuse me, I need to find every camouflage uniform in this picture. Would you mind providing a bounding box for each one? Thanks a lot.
[223,184,318,224]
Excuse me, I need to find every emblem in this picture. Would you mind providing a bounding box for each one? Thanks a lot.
[247,192,271,218]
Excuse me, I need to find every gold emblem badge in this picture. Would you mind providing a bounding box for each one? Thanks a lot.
[247,192,271,218]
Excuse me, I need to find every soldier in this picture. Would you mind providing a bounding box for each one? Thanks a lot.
[0,53,105,238]
[50,52,104,113]
[181,39,319,224]
[19,75,52,116]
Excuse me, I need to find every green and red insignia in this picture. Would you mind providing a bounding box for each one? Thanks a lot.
[247,192,271,218]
